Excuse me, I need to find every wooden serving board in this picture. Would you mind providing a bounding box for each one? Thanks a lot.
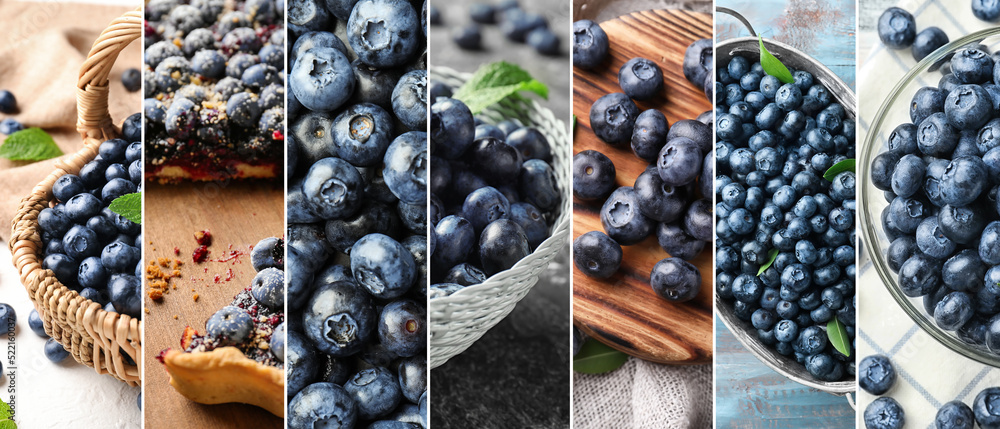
[572,9,713,364]
[143,181,284,428]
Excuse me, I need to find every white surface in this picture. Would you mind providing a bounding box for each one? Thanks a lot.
[0,247,140,428]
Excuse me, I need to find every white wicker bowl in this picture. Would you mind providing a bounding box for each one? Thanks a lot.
[428,66,571,369]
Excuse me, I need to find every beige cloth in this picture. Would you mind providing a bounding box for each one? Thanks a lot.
[574,359,713,429]
[0,1,140,242]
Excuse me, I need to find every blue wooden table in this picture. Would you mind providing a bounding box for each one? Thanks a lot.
[715,0,857,427]
[716,0,857,90]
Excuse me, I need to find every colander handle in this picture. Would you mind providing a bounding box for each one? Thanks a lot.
[716,7,757,38]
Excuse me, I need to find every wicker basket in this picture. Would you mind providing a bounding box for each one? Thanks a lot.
[428,66,571,369]
[8,10,142,386]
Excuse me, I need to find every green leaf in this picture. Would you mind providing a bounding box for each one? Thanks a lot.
[0,398,15,428]
[827,318,851,357]
[0,128,63,161]
[453,61,549,114]
[574,339,628,374]
[757,248,779,276]
[824,159,856,181]
[759,36,795,84]
[109,192,142,224]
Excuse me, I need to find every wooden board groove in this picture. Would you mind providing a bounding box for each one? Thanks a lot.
[572,9,713,365]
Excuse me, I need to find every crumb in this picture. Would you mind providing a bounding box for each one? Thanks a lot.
[173,315,179,320]
[193,293,199,302]
[195,230,212,246]
[193,245,210,263]
[174,247,180,256]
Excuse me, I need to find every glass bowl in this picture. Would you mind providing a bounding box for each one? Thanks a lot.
[859,26,1000,367]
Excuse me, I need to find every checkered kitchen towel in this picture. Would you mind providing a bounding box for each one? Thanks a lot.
[858,1,1000,427]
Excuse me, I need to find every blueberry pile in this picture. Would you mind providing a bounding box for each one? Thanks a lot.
[425,89,560,291]
[432,0,560,56]
[715,52,856,381]
[426,93,561,298]
[34,115,142,372]
[143,0,285,178]
[284,0,427,426]
[37,113,142,322]
[571,19,712,303]
[869,43,1000,353]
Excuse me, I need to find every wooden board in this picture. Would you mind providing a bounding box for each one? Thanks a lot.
[142,181,284,428]
[572,9,713,364]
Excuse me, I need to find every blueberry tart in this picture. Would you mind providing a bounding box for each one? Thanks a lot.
[143,0,285,182]
[158,237,285,416]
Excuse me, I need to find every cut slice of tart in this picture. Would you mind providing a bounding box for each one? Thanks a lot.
[158,238,286,417]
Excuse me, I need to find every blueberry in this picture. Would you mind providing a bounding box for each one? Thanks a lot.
[573,20,608,69]
[302,157,366,219]
[0,90,17,113]
[288,383,358,429]
[43,253,78,287]
[290,47,355,112]
[573,231,622,279]
[945,85,992,130]
[286,329,320,397]
[453,24,482,50]
[108,274,141,318]
[573,150,616,201]
[877,7,917,49]
[650,258,700,302]
[347,0,419,68]
[936,400,974,429]
[974,0,1000,22]
[0,118,23,136]
[912,27,949,62]
[27,309,46,338]
[519,159,560,212]
[629,110,669,162]
[251,237,284,271]
[499,9,545,43]
[527,28,560,56]
[600,187,654,245]
[43,338,70,363]
[858,354,896,395]
[975,387,1000,429]
[657,137,702,186]
[430,98,475,159]
[344,367,402,420]
[378,299,425,357]
[478,219,530,275]
[62,225,101,260]
[304,280,375,356]
[590,92,639,145]
[351,234,416,299]
[507,127,552,162]
[462,186,510,234]
[940,156,988,206]
[466,137,523,185]
[618,57,663,100]
[684,198,713,242]
[917,112,959,157]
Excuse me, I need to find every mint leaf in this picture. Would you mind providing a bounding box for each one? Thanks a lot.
[827,318,851,357]
[0,128,62,161]
[574,339,628,374]
[109,192,141,224]
[454,61,549,114]
[0,398,15,428]
[824,159,856,181]
[757,248,779,276]
[759,36,795,84]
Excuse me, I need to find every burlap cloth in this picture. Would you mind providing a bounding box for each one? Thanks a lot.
[0,1,140,242]
[574,359,713,428]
